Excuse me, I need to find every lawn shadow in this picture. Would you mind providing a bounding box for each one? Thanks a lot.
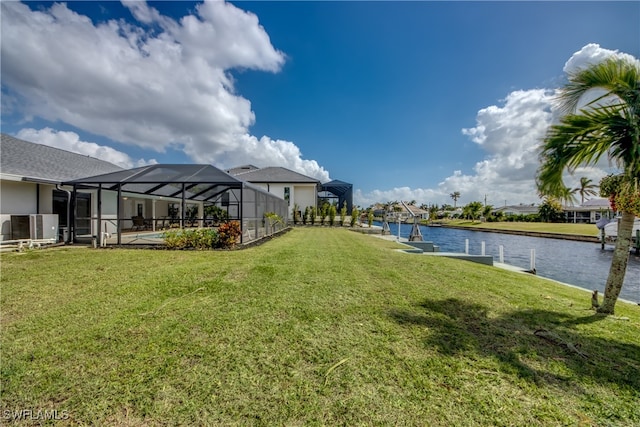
[389,298,639,389]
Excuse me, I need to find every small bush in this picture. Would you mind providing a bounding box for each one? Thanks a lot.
[217,221,241,248]
[340,202,348,226]
[293,204,300,225]
[303,206,310,225]
[310,208,317,225]
[350,207,359,227]
[163,228,218,250]
[329,205,336,226]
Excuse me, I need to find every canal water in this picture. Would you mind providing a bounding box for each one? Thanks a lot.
[380,222,640,304]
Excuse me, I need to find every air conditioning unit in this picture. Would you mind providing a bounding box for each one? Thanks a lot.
[30,214,59,240]
[11,214,59,240]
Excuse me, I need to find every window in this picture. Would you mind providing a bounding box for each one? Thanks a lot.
[284,187,290,206]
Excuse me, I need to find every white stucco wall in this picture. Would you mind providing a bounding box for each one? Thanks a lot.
[292,185,317,213]
[259,183,317,216]
[0,180,62,240]
[1,180,38,214]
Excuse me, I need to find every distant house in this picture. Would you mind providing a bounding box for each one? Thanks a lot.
[227,166,320,218]
[563,198,613,224]
[372,202,428,223]
[493,199,613,224]
[494,204,539,217]
[402,203,429,221]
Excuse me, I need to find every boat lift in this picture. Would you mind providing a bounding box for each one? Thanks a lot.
[401,201,423,241]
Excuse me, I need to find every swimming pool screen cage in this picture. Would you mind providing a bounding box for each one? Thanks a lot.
[64,164,289,245]
[320,180,353,212]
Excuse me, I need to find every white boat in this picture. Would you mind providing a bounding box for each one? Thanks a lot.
[601,217,640,245]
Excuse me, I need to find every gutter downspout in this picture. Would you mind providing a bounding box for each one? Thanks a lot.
[56,184,72,244]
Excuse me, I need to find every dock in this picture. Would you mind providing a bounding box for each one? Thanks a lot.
[371,233,496,266]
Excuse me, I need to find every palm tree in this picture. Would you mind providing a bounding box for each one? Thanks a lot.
[482,204,494,220]
[450,191,461,208]
[558,186,578,206]
[573,177,599,204]
[465,201,483,222]
[537,57,640,314]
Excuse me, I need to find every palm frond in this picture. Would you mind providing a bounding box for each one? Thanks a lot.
[556,58,640,115]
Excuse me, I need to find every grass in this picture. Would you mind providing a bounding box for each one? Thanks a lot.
[440,220,600,237]
[1,228,639,426]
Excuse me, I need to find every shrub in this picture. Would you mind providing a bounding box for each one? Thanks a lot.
[310,207,317,225]
[163,229,187,249]
[217,221,241,248]
[163,228,218,250]
[537,197,564,222]
[350,207,359,227]
[293,204,300,225]
[204,205,229,225]
[329,205,336,226]
[340,202,348,226]
[303,206,310,225]
[264,212,283,229]
[320,204,328,225]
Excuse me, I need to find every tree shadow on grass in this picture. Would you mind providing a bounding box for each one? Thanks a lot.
[389,298,639,389]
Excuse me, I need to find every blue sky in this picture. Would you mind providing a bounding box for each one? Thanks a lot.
[2,1,639,208]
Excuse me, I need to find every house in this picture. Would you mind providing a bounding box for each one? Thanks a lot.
[227,165,320,218]
[372,202,428,223]
[494,204,539,217]
[1,134,288,245]
[563,198,613,223]
[0,133,123,242]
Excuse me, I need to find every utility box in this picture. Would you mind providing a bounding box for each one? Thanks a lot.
[10,215,30,239]
[10,214,59,240]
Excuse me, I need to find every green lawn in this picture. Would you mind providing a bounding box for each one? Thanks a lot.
[439,220,601,237]
[1,228,639,425]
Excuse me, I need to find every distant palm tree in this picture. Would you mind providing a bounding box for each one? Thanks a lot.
[559,186,578,206]
[482,204,494,220]
[573,177,598,204]
[537,57,639,314]
[465,201,483,221]
[450,191,461,208]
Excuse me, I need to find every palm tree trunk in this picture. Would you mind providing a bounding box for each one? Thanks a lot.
[598,211,635,314]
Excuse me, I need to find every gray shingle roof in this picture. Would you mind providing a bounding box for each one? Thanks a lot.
[580,198,609,208]
[225,165,260,175]
[1,133,123,183]
[230,166,320,184]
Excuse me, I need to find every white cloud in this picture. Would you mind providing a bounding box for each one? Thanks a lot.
[15,128,156,169]
[563,43,640,74]
[354,44,633,209]
[1,1,327,180]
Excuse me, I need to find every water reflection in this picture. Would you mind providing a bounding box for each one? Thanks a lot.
[381,222,640,303]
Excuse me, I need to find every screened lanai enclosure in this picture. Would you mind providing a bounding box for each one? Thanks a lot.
[64,164,288,245]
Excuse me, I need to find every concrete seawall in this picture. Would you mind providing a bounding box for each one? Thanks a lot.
[435,224,600,243]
